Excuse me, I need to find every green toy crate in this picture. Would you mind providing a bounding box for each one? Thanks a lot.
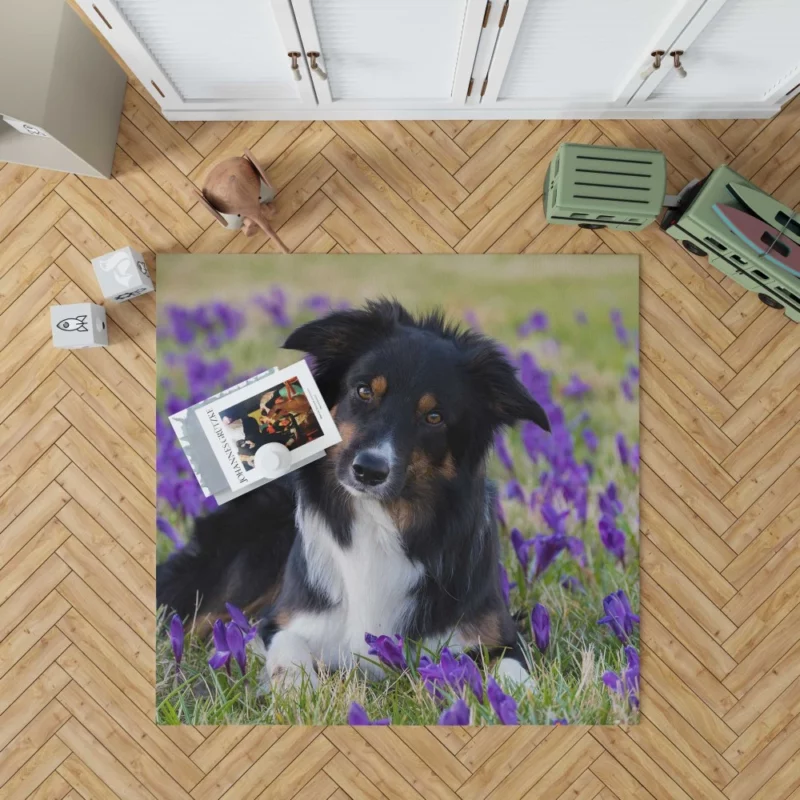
[660,164,800,323]
[544,143,667,231]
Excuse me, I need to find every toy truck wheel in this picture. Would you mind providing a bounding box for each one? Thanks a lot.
[578,222,606,229]
[758,293,785,310]
[682,240,707,257]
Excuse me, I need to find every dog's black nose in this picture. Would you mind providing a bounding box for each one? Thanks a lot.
[352,451,390,486]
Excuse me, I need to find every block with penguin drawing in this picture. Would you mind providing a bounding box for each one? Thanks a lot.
[50,303,108,348]
[92,246,154,302]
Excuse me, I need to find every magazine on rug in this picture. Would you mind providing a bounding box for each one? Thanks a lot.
[169,359,340,504]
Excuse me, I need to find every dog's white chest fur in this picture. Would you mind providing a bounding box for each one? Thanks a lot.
[267,498,424,680]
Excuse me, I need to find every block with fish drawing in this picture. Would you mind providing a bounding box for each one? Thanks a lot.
[50,303,108,349]
[92,246,154,302]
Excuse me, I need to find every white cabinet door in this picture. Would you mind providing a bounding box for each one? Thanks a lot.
[289,0,486,108]
[480,0,707,110]
[631,0,800,110]
[76,0,316,111]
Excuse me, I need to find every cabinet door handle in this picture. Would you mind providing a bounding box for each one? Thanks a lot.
[640,50,665,80]
[288,52,302,81]
[670,50,687,78]
[307,52,328,81]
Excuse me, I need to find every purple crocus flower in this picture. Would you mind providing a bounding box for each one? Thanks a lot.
[620,378,635,402]
[463,309,482,332]
[581,428,598,453]
[169,614,183,666]
[226,622,246,674]
[458,653,484,702]
[348,702,390,726]
[623,646,640,708]
[175,478,205,519]
[365,633,407,671]
[603,646,640,708]
[598,590,640,643]
[438,698,470,726]
[533,533,565,577]
[562,374,591,399]
[419,648,482,703]
[599,483,623,518]
[517,311,549,337]
[157,516,184,550]
[253,289,292,328]
[494,433,515,473]
[440,648,466,690]
[166,306,196,345]
[566,536,586,567]
[532,532,583,576]
[574,310,588,325]
[560,575,585,593]
[418,655,448,701]
[541,503,569,537]
[226,603,257,643]
[212,624,236,674]
[551,718,569,725]
[611,309,629,347]
[304,294,333,314]
[599,517,626,565]
[487,676,518,725]
[630,442,640,474]
[510,528,531,573]
[616,433,630,468]
[505,480,525,504]
[530,604,550,653]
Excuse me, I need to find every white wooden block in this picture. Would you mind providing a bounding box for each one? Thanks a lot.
[91,246,154,302]
[51,303,108,348]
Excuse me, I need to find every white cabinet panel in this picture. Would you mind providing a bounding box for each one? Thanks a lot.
[646,0,800,103]
[115,0,294,101]
[76,0,316,109]
[292,0,485,107]
[491,0,698,104]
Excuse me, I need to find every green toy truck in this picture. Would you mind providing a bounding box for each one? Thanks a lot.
[544,143,666,231]
[660,165,800,323]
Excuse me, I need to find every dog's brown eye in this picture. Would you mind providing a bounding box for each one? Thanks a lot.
[357,384,373,401]
[425,411,443,425]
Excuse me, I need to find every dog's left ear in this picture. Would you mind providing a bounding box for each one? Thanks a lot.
[282,301,407,402]
[467,340,550,432]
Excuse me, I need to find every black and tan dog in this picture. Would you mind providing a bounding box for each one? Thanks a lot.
[157,300,549,688]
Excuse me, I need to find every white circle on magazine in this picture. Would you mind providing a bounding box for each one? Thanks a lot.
[254,442,292,478]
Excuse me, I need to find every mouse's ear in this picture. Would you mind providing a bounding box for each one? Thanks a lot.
[465,337,550,432]
[194,189,228,227]
[282,299,409,403]
[243,148,273,193]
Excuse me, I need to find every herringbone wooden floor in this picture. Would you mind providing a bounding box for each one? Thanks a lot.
[3,28,800,798]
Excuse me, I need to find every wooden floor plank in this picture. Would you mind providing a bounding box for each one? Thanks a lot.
[400,121,469,174]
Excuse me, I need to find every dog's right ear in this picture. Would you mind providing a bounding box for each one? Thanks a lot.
[282,300,407,402]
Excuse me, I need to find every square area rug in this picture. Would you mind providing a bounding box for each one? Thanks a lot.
[155,254,640,726]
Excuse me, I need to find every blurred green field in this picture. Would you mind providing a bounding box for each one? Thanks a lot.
[156,253,640,726]
[157,254,637,373]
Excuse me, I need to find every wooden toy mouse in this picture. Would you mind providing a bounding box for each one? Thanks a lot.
[196,148,289,253]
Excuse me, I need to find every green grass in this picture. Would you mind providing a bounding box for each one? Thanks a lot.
[155,254,640,726]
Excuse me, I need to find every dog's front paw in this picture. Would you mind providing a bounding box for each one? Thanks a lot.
[262,631,318,693]
[266,661,318,691]
[497,657,534,690]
